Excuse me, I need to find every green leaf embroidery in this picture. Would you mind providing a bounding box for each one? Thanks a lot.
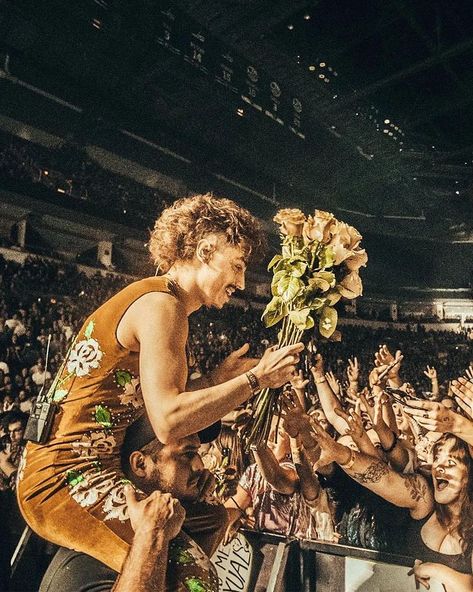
[84,320,95,339]
[94,405,113,429]
[53,389,68,402]
[169,544,195,565]
[115,370,132,387]
[66,469,84,487]
[185,577,208,592]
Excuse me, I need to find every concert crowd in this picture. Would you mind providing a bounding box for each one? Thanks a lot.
[0,254,472,590]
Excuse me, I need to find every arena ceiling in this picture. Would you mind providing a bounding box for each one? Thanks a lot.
[1,0,473,244]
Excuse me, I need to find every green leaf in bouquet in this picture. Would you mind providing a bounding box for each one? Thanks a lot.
[308,271,335,292]
[307,296,326,311]
[289,308,314,330]
[319,306,338,338]
[318,246,335,269]
[271,269,288,296]
[262,296,288,327]
[288,258,307,278]
[326,290,342,305]
[278,275,304,302]
[268,254,283,270]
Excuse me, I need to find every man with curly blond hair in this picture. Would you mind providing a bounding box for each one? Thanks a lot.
[18,192,304,579]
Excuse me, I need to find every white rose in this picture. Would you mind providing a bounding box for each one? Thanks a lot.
[67,338,104,377]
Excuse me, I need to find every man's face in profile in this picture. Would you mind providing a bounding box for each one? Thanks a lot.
[142,434,205,501]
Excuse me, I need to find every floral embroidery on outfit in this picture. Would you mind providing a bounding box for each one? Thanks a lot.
[102,482,129,522]
[115,369,144,409]
[16,448,27,484]
[67,320,104,378]
[69,469,117,509]
[72,432,117,458]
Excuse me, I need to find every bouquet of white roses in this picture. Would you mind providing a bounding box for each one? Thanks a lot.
[243,208,367,447]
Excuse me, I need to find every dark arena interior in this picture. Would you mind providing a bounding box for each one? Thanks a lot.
[0,1,473,591]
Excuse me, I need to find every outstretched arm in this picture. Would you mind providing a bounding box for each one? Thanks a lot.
[121,292,303,443]
[250,443,298,495]
[310,419,433,520]
[404,398,473,447]
[310,354,349,436]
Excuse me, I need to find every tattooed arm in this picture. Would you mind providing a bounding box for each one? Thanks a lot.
[311,419,433,520]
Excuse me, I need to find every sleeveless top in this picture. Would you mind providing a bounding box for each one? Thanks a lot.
[19,277,177,517]
[406,513,472,575]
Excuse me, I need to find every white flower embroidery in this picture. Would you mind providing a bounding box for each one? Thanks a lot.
[103,483,129,522]
[119,376,143,409]
[67,338,103,377]
[72,432,117,458]
[16,449,27,483]
[70,469,116,508]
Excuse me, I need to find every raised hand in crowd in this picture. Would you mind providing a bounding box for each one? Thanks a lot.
[423,365,439,398]
[324,370,341,398]
[464,365,473,382]
[451,376,473,419]
[346,356,359,398]
[310,354,350,437]
[289,369,309,408]
[334,401,380,458]
[404,397,473,446]
[374,345,403,388]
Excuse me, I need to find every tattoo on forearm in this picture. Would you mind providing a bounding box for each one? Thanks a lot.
[351,460,389,484]
[402,474,427,502]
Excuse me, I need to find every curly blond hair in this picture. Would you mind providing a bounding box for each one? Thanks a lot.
[149,193,265,272]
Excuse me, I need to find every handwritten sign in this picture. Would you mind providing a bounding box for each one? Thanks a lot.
[212,533,253,592]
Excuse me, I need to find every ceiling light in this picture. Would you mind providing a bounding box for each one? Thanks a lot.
[383,129,389,134]
[287,24,294,30]
[455,191,460,195]
[319,62,326,67]
[309,65,316,71]
[319,74,325,79]
[388,132,393,136]
[303,14,310,20]
[384,119,390,124]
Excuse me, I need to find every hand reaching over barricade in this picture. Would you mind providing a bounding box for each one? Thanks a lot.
[404,398,473,446]
[310,354,350,436]
[334,401,380,458]
[451,377,473,420]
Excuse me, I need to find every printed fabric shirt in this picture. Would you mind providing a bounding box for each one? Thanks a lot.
[239,461,316,540]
